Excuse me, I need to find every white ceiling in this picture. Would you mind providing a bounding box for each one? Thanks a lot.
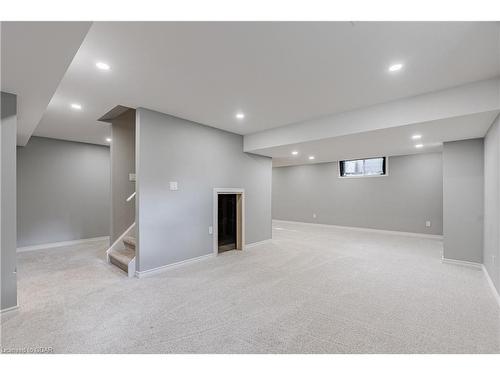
[1,22,91,145]
[32,21,500,146]
[268,111,500,167]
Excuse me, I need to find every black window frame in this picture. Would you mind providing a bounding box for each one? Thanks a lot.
[338,157,387,178]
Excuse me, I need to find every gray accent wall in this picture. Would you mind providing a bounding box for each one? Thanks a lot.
[1,92,17,310]
[484,115,500,293]
[110,109,136,243]
[136,108,272,272]
[443,139,484,263]
[272,152,443,235]
[17,137,110,247]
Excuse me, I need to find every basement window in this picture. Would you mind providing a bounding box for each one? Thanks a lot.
[339,157,387,177]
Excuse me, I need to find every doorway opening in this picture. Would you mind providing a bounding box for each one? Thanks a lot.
[218,194,237,252]
[213,189,244,254]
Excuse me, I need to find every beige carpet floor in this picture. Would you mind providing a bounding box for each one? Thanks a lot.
[1,221,499,353]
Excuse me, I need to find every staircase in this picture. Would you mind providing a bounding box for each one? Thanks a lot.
[109,236,136,274]
[106,223,136,277]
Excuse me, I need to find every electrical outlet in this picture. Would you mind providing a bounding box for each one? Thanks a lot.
[425,220,431,228]
[169,181,178,191]
[208,226,213,235]
[313,213,317,219]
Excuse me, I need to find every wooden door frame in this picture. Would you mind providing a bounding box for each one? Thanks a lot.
[213,188,245,255]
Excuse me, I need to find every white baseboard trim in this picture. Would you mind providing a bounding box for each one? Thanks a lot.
[482,265,500,308]
[273,220,443,240]
[441,257,482,269]
[17,236,110,253]
[0,304,19,314]
[135,253,214,278]
[245,239,272,249]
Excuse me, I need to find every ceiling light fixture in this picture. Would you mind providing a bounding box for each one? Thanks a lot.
[308,156,315,160]
[412,134,422,140]
[388,63,403,72]
[291,151,299,155]
[415,144,424,149]
[96,62,110,71]
[70,103,82,110]
[106,138,112,143]
[236,113,245,119]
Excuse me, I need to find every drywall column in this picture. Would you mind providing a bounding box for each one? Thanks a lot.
[483,115,500,293]
[1,92,18,311]
[136,108,272,273]
[443,139,484,263]
[110,109,136,243]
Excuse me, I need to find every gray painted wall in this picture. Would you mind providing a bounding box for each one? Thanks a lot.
[1,92,17,310]
[272,152,443,235]
[484,115,500,293]
[110,109,136,243]
[17,137,110,247]
[443,139,484,263]
[136,108,272,272]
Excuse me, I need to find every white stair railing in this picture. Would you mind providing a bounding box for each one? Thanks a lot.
[106,222,136,277]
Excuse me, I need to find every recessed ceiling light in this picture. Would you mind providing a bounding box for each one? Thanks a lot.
[412,134,422,140]
[388,63,403,72]
[415,144,424,148]
[308,156,315,160]
[96,62,110,71]
[106,138,112,143]
[236,113,245,119]
[70,103,82,110]
[291,151,299,155]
